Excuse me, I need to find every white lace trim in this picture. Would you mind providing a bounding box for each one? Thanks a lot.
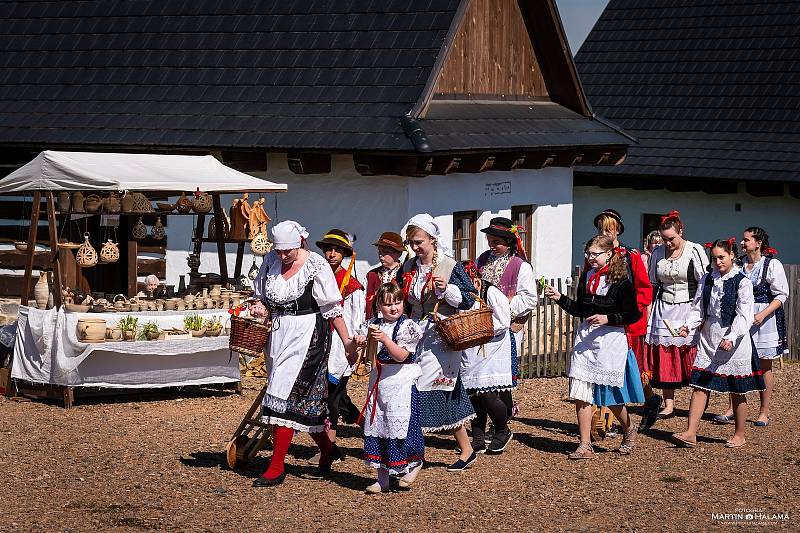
[462,374,514,391]
[645,335,699,347]
[262,393,288,413]
[690,383,763,396]
[321,304,343,319]
[364,417,412,440]
[364,459,423,476]
[260,415,324,433]
[569,358,624,387]
[260,252,327,304]
[421,413,476,433]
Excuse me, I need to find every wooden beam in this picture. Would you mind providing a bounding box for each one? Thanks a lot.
[20,191,41,307]
[519,152,556,169]
[234,241,246,280]
[491,153,524,171]
[430,156,459,175]
[45,193,63,307]
[127,240,138,297]
[393,156,430,177]
[212,193,229,285]
[287,153,332,175]
[353,154,395,176]
[456,154,494,173]
[0,250,51,270]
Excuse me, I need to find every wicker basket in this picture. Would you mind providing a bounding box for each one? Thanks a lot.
[432,297,494,351]
[229,314,271,357]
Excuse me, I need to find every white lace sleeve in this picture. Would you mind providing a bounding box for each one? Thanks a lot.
[396,319,424,354]
[312,257,343,318]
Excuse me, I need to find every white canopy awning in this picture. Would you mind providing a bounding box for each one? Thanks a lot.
[0,151,287,193]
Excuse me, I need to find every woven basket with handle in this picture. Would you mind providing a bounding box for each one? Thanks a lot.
[432,297,494,351]
[229,314,271,357]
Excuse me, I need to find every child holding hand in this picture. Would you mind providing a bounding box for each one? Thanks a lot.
[352,283,424,493]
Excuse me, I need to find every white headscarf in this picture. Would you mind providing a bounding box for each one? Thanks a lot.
[405,213,452,256]
[271,220,309,250]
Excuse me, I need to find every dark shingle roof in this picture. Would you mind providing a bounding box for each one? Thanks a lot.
[0,0,459,152]
[574,0,800,183]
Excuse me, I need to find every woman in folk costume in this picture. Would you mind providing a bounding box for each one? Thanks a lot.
[673,239,765,449]
[365,232,406,320]
[353,283,425,493]
[461,260,515,455]
[397,213,479,472]
[592,209,657,427]
[712,227,788,427]
[248,221,355,487]
[476,217,537,432]
[544,235,644,459]
[643,211,708,425]
[316,229,364,462]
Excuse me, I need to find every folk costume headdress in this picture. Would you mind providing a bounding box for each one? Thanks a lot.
[372,231,405,253]
[593,208,625,235]
[480,216,528,261]
[316,228,361,297]
[405,213,451,256]
[271,220,308,250]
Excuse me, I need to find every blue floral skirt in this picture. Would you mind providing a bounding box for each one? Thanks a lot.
[593,350,646,406]
[419,375,476,432]
[691,350,766,394]
[363,386,425,475]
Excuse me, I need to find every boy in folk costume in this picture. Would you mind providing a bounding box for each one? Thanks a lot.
[316,229,365,461]
[365,232,406,319]
[593,209,658,426]
[476,217,537,437]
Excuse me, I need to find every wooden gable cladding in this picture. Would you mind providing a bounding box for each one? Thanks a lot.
[430,0,547,102]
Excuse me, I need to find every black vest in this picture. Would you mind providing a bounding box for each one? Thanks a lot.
[701,272,746,328]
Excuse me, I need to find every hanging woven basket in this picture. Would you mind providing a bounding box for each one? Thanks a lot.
[99,240,120,263]
[76,233,98,268]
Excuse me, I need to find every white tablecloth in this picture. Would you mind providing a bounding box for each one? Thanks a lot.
[12,306,240,388]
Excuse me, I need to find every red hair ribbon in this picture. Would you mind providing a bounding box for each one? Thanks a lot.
[462,260,479,281]
[510,225,528,262]
[727,237,736,247]
[704,242,713,249]
[660,210,681,223]
[764,246,778,256]
[612,246,626,257]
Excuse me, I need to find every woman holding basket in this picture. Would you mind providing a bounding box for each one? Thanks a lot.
[248,220,355,487]
[396,214,478,473]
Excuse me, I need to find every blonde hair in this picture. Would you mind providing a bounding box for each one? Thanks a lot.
[585,235,627,284]
[596,214,621,236]
[405,226,439,270]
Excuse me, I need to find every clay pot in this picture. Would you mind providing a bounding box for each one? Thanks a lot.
[99,240,120,263]
[84,194,103,213]
[105,327,123,341]
[34,271,51,309]
[164,299,177,311]
[76,234,98,268]
[120,193,135,213]
[175,192,193,214]
[132,217,147,240]
[191,328,206,338]
[155,299,165,311]
[72,192,85,213]
[57,192,71,212]
[105,192,121,213]
[209,284,222,297]
[123,330,136,341]
[205,327,222,337]
[151,217,166,240]
[77,318,106,343]
[192,192,213,214]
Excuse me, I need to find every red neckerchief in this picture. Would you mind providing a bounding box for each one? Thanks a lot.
[587,264,609,295]
[335,267,363,301]
[401,265,432,304]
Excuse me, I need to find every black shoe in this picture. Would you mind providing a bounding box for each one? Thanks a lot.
[447,451,478,472]
[484,425,495,445]
[471,439,487,454]
[487,428,513,454]
[307,463,332,479]
[252,472,286,487]
[640,393,662,430]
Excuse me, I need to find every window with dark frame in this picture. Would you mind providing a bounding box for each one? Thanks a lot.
[511,204,534,259]
[452,211,477,261]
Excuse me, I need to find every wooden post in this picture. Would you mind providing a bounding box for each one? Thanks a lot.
[127,240,138,297]
[20,191,42,306]
[62,385,74,409]
[212,193,228,285]
[233,241,246,280]
[45,193,63,307]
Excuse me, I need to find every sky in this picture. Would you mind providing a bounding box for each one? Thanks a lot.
[555,0,609,54]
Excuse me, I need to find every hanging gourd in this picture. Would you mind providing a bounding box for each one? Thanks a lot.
[132,217,147,239]
[250,231,271,256]
[175,192,193,214]
[151,217,166,240]
[99,240,120,263]
[76,233,98,268]
[192,190,213,214]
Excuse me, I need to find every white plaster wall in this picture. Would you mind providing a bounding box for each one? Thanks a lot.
[162,158,577,287]
[572,183,800,266]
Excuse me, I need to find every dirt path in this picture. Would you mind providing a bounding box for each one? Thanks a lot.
[2,365,798,532]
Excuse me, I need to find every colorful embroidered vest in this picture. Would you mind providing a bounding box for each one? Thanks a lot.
[701,271,746,328]
[476,251,523,298]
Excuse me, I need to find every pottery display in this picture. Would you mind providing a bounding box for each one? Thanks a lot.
[76,233,98,267]
[84,194,103,213]
[175,192,193,214]
[71,192,85,213]
[57,192,71,212]
[122,330,136,341]
[132,217,147,239]
[120,192,135,213]
[34,271,51,309]
[250,232,271,256]
[77,318,106,343]
[99,240,120,263]
[105,327,123,341]
[192,191,213,214]
[105,192,121,213]
[130,193,153,213]
[151,217,166,240]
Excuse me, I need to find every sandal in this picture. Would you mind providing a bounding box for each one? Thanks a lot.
[568,441,594,460]
[618,423,639,455]
[712,414,735,425]
[671,433,697,448]
[725,440,746,448]
[753,417,770,427]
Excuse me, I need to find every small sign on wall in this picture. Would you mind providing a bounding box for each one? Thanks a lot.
[485,181,511,197]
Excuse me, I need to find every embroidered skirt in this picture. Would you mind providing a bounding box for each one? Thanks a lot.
[644,343,697,389]
[363,386,425,475]
[691,350,766,395]
[261,314,330,433]
[569,350,645,406]
[419,375,476,433]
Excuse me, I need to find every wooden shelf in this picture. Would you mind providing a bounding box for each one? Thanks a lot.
[192,238,249,244]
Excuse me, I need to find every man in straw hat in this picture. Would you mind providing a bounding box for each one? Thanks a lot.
[314,228,364,463]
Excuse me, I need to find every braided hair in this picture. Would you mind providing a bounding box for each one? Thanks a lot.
[744,226,771,255]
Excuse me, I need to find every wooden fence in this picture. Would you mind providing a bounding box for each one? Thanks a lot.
[519,263,800,378]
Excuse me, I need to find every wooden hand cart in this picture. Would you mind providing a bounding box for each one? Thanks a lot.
[225,383,272,469]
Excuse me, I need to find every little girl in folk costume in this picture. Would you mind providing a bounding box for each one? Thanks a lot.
[544,235,644,459]
[673,239,765,449]
[353,282,425,493]
[460,260,515,455]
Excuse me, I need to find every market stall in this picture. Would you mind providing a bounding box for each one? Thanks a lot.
[0,151,286,406]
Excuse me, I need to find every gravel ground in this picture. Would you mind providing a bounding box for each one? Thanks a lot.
[2,364,798,532]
